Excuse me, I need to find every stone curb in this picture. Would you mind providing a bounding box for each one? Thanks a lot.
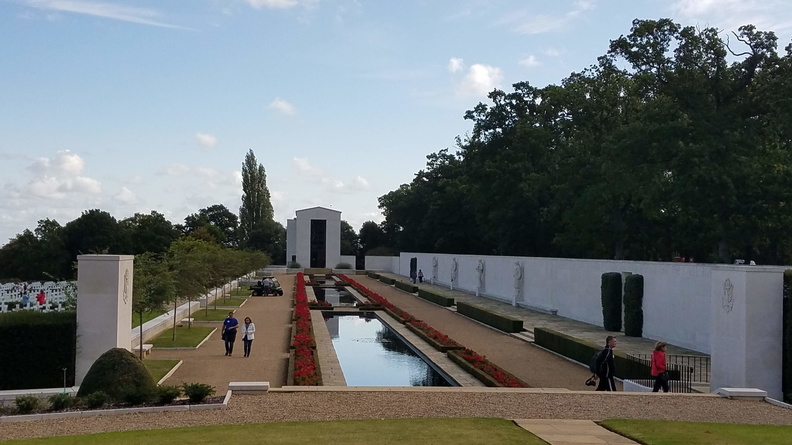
[157,360,183,385]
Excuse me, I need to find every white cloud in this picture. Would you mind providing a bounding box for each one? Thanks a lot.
[293,157,322,177]
[163,163,191,176]
[113,186,138,204]
[269,97,297,115]
[519,55,540,68]
[21,150,102,199]
[195,132,217,148]
[60,176,102,194]
[544,48,562,57]
[127,174,143,184]
[448,57,464,73]
[291,157,370,194]
[458,64,503,96]
[503,1,596,35]
[670,0,792,32]
[246,0,298,9]
[27,150,84,176]
[24,0,190,30]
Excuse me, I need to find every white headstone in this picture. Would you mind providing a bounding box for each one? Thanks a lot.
[75,254,134,385]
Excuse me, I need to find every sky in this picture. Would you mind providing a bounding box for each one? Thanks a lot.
[1,0,791,246]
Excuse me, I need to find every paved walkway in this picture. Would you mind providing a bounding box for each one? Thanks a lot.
[148,274,294,390]
[515,419,638,444]
[379,272,705,357]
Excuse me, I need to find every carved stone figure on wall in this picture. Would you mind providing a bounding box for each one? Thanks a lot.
[512,261,524,307]
[475,259,485,296]
[451,257,458,290]
[432,256,438,284]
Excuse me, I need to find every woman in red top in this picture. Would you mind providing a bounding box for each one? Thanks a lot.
[651,341,669,392]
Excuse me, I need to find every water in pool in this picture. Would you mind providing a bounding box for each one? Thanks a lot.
[325,313,453,386]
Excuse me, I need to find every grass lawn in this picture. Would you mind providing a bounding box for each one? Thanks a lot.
[143,359,180,382]
[602,419,792,445]
[213,297,247,307]
[230,289,252,297]
[192,309,234,321]
[4,418,542,444]
[150,326,215,348]
[131,309,166,328]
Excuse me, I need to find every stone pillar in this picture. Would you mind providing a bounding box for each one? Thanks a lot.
[76,255,134,385]
[710,266,782,399]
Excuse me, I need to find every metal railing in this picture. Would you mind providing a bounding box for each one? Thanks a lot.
[624,353,711,393]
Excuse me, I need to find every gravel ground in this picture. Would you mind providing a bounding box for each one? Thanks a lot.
[1,391,791,441]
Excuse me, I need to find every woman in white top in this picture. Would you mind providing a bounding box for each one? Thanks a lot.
[241,317,256,358]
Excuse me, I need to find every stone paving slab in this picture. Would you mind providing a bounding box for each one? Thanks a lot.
[379,272,706,358]
[514,419,638,444]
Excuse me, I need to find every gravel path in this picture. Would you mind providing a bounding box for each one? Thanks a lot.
[1,391,791,441]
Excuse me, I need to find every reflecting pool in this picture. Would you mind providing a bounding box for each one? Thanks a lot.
[325,313,454,386]
[314,287,358,307]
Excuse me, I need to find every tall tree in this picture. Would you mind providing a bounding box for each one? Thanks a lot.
[239,150,274,248]
[340,220,359,255]
[121,211,180,255]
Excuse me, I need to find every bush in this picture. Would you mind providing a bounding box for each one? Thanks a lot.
[601,272,623,332]
[83,391,109,409]
[456,302,522,333]
[76,348,156,403]
[48,393,76,411]
[395,281,418,293]
[287,261,302,268]
[0,311,76,390]
[417,288,454,307]
[15,395,42,414]
[379,276,396,285]
[335,262,353,269]
[623,274,644,337]
[119,386,155,405]
[182,382,215,403]
[156,385,182,405]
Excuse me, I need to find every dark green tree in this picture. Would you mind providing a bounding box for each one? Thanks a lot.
[239,150,274,248]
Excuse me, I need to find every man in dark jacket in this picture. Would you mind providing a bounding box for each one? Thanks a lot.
[596,336,618,391]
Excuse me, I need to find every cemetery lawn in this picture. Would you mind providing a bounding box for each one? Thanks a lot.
[143,359,180,382]
[230,289,252,297]
[131,310,166,328]
[601,419,792,444]
[5,418,542,444]
[150,327,215,348]
[192,309,234,321]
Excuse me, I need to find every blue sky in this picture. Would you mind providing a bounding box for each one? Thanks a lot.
[1,0,790,246]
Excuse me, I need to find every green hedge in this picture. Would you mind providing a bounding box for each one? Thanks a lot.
[624,274,644,337]
[379,276,396,285]
[533,327,659,380]
[456,302,522,333]
[366,271,380,279]
[601,272,623,332]
[0,311,76,390]
[417,289,454,307]
[783,270,792,402]
[395,281,418,293]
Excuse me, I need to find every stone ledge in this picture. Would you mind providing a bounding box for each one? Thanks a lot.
[715,387,767,399]
[228,382,270,394]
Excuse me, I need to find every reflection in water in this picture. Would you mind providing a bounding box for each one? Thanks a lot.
[327,314,453,387]
[314,287,358,306]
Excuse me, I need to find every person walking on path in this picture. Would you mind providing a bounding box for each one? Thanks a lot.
[241,317,256,358]
[221,311,239,356]
[651,341,669,392]
[596,336,617,391]
[417,269,424,283]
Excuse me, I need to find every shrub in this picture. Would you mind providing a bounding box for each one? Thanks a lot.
[0,311,76,390]
[335,262,353,269]
[624,274,644,337]
[14,395,42,414]
[119,386,155,405]
[48,393,76,411]
[83,391,109,409]
[76,348,156,402]
[601,272,623,332]
[156,385,182,405]
[182,382,215,403]
[456,302,522,333]
[287,261,302,268]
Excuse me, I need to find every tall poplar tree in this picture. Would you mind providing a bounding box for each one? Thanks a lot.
[239,149,274,249]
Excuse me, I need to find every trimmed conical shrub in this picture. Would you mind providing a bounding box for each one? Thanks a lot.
[624,274,644,337]
[601,272,622,332]
[77,348,156,403]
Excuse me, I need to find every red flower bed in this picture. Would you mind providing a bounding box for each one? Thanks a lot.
[293,346,319,385]
[292,273,319,384]
[338,274,415,321]
[407,320,463,349]
[459,349,528,387]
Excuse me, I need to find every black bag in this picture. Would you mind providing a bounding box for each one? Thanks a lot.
[589,348,606,374]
